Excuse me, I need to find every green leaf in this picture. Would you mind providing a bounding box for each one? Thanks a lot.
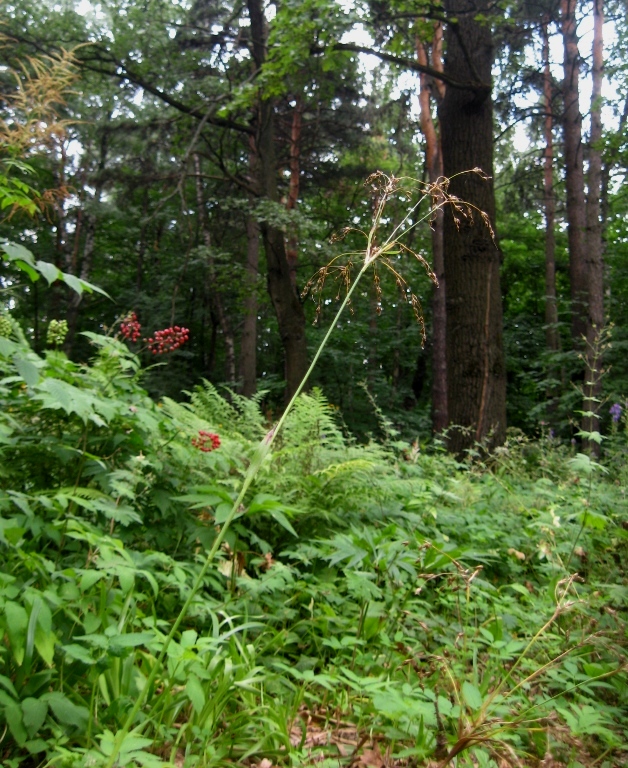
[42,691,89,730]
[4,701,27,746]
[14,259,40,282]
[109,632,156,653]
[80,570,104,591]
[185,674,206,714]
[118,567,135,594]
[35,259,62,284]
[1,240,36,265]
[13,354,41,386]
[25,738,49,754]
[62,643,96,665]
[0,674,18,699]
[61,272,85,295]
[34,378,96,422]
[461,681,483,711]
[5,601,28,665]
[21,697,48,738]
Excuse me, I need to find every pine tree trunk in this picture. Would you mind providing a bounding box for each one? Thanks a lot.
[438,0,506,455]
[561,0,588,345]
[583,0,605,450]
[542,18,560,358]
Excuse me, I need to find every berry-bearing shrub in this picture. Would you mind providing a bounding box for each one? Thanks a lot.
[119,312,190,354]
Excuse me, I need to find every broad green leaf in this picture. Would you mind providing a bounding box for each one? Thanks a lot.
[1,240,36,265]
[5,601,28,665]
[61,272,85,295]
[4,701,27,746]
[109,632,156,653]
[25,738,49,754]
[186,674,206,714]
[13,355,41,386]
[21,697,48,738]
[461,681,483,711]
[62,643,96,665]
[34,624,56,666]
[13,260,40,282]
[35,259,62,284]
[118,567,135,594]
[43,691,89,729]
[0,674,18,699]
[80,570,104,591]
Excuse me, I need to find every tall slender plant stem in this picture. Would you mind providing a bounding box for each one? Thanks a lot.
[103,169,456,766]
[103,259,373,768]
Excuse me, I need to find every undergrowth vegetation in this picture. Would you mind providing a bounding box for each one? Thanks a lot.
[1,316,627,768]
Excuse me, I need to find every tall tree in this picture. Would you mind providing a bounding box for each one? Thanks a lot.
[246,0,308,401]
[439,0,507,453]
[561,0,588,345]
[541,16,560,359]
[582,0,605,445]
[417,22,447,433]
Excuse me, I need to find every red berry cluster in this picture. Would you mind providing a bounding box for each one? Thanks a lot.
[191,431,221,452]
[120,312,141,342]
[147,326,190,354]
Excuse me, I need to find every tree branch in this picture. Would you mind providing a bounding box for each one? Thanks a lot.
[320,42,490,94]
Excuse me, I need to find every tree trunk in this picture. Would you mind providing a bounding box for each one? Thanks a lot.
[247,0,308,402]
[561,0,588,345]
[63,125,110,355]
[417,26,447,433]
[239,198,259,397]
[193,154,236,386]
[438,0,506,455]
[542,18,560,358]
[285,96,304,290]
[582,0,605,449]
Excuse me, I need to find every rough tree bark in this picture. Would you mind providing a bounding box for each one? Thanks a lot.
[239,147,260,397]
[247,0,308,402]
[438,0,506,454]
[542,17,560,359]
[561,0,588,345]
[582,0,605,447]
[417,23,447,433]
[285,96,304,290]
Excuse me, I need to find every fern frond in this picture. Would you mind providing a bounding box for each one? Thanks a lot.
[189,380,266,440]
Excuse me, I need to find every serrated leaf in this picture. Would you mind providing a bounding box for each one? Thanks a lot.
[62,643,96,665]
[21,697,48,738]
[13,355,41,386]
[34,378,95,422]
[43,691,89,729]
